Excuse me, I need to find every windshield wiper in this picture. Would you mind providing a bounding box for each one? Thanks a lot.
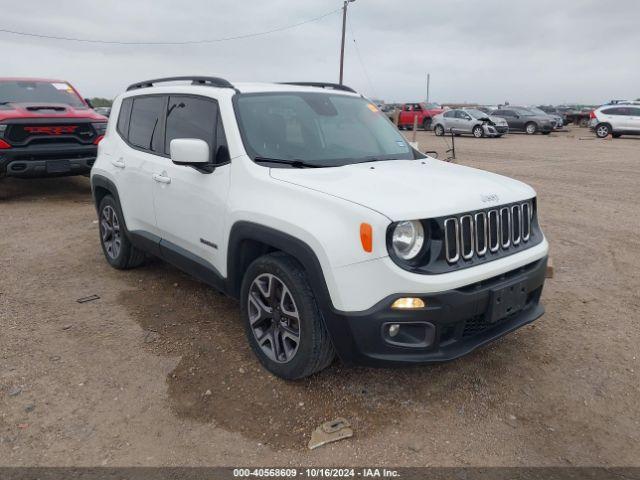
[254,157,324,168]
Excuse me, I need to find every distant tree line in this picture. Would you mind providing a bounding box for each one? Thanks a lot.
[88,97,113,107]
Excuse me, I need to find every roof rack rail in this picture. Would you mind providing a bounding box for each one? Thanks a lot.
[280,82,357,93]
[126,76,234,91]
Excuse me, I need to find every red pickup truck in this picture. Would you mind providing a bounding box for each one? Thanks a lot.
[0,78,107,180]
[398,102,445,131]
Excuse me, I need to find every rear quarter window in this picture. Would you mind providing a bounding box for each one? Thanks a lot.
[116,98,133,139]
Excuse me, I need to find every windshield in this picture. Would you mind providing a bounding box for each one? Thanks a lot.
[465,109,489,119]
[235,92,413,167]
[0,80,85,108]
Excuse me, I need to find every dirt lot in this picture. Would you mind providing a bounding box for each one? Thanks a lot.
[1,128,639,466]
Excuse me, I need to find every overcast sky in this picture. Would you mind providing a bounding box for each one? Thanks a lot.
[2,0,639,105]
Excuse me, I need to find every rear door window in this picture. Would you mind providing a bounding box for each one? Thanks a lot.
[129,96,166,153]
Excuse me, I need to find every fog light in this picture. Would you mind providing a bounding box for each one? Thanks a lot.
[391,297,425,309]
[388,324,400,337]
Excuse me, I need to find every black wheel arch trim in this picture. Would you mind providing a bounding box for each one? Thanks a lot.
[227,221,333,305]
[91,174,122,213]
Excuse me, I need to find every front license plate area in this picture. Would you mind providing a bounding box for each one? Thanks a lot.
[46,159,71,173]
[487,280,528,324]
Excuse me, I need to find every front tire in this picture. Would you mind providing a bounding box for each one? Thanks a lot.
[434,124,445,136]
[472,125,484,138]
[422,118,432,131]
[240,253,335,380]
[98,195,146,269]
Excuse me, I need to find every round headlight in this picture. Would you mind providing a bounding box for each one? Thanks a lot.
[391,220,425,260]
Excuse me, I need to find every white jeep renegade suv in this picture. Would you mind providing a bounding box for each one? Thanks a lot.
[91,76,549,380]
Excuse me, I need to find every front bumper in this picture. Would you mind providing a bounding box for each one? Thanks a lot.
[323,257,547,366]
[0,144,97,178]
[484,125,508,136]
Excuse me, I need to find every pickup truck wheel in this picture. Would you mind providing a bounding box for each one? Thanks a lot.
[434,124,445,136]
[422,118,432,130]
[241,253,335,380]
[472,125,484,138]
[98,195,145,269]
[595,124,611,138]
[525,122,538,135]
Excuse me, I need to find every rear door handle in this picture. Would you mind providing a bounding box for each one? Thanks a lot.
[111,158,125,169]
[152,173,171,184]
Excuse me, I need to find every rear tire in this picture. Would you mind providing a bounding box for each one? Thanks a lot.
[525,122,538,135]
[595,124,611,138]
[240,252,335,380]
[98,195,146,270]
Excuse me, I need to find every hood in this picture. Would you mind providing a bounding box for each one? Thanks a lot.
[486,115,507,125]
[0,102,107,122]
[270,159,536,221]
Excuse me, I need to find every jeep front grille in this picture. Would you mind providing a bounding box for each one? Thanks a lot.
[443,201,534,265]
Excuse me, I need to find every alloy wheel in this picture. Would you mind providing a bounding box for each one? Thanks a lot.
[526,123,537,134]
[473,126,483,138]
[100,205,122,260]
[596,125,610,138]
[248,273,301,364]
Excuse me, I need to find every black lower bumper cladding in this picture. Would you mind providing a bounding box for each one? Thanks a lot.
[0,145,97,178]
[323,257,548,366]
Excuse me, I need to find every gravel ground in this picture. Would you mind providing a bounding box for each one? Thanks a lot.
[1,128,639,466]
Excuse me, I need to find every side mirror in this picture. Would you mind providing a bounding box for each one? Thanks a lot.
[170,138,210,165]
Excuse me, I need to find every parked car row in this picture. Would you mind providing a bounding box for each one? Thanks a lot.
[430,105,558,138]
[431,108,509,138]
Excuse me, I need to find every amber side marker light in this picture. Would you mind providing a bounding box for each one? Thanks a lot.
[360,223,373,253]
[391,297,426,310]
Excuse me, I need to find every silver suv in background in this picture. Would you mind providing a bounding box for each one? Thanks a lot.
[432,108,509,138]
[590,105,640,138]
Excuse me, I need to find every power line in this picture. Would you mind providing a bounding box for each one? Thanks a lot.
[0,8,341,45]
[347,17,377,99]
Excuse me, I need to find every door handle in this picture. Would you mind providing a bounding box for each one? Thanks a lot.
[152,173,171,184]
[111,158,125,169]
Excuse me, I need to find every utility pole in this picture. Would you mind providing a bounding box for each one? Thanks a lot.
[339,0,356,85]
[426,73,431,104]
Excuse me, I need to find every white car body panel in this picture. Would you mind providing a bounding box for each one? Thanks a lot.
[269,159,535,221]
